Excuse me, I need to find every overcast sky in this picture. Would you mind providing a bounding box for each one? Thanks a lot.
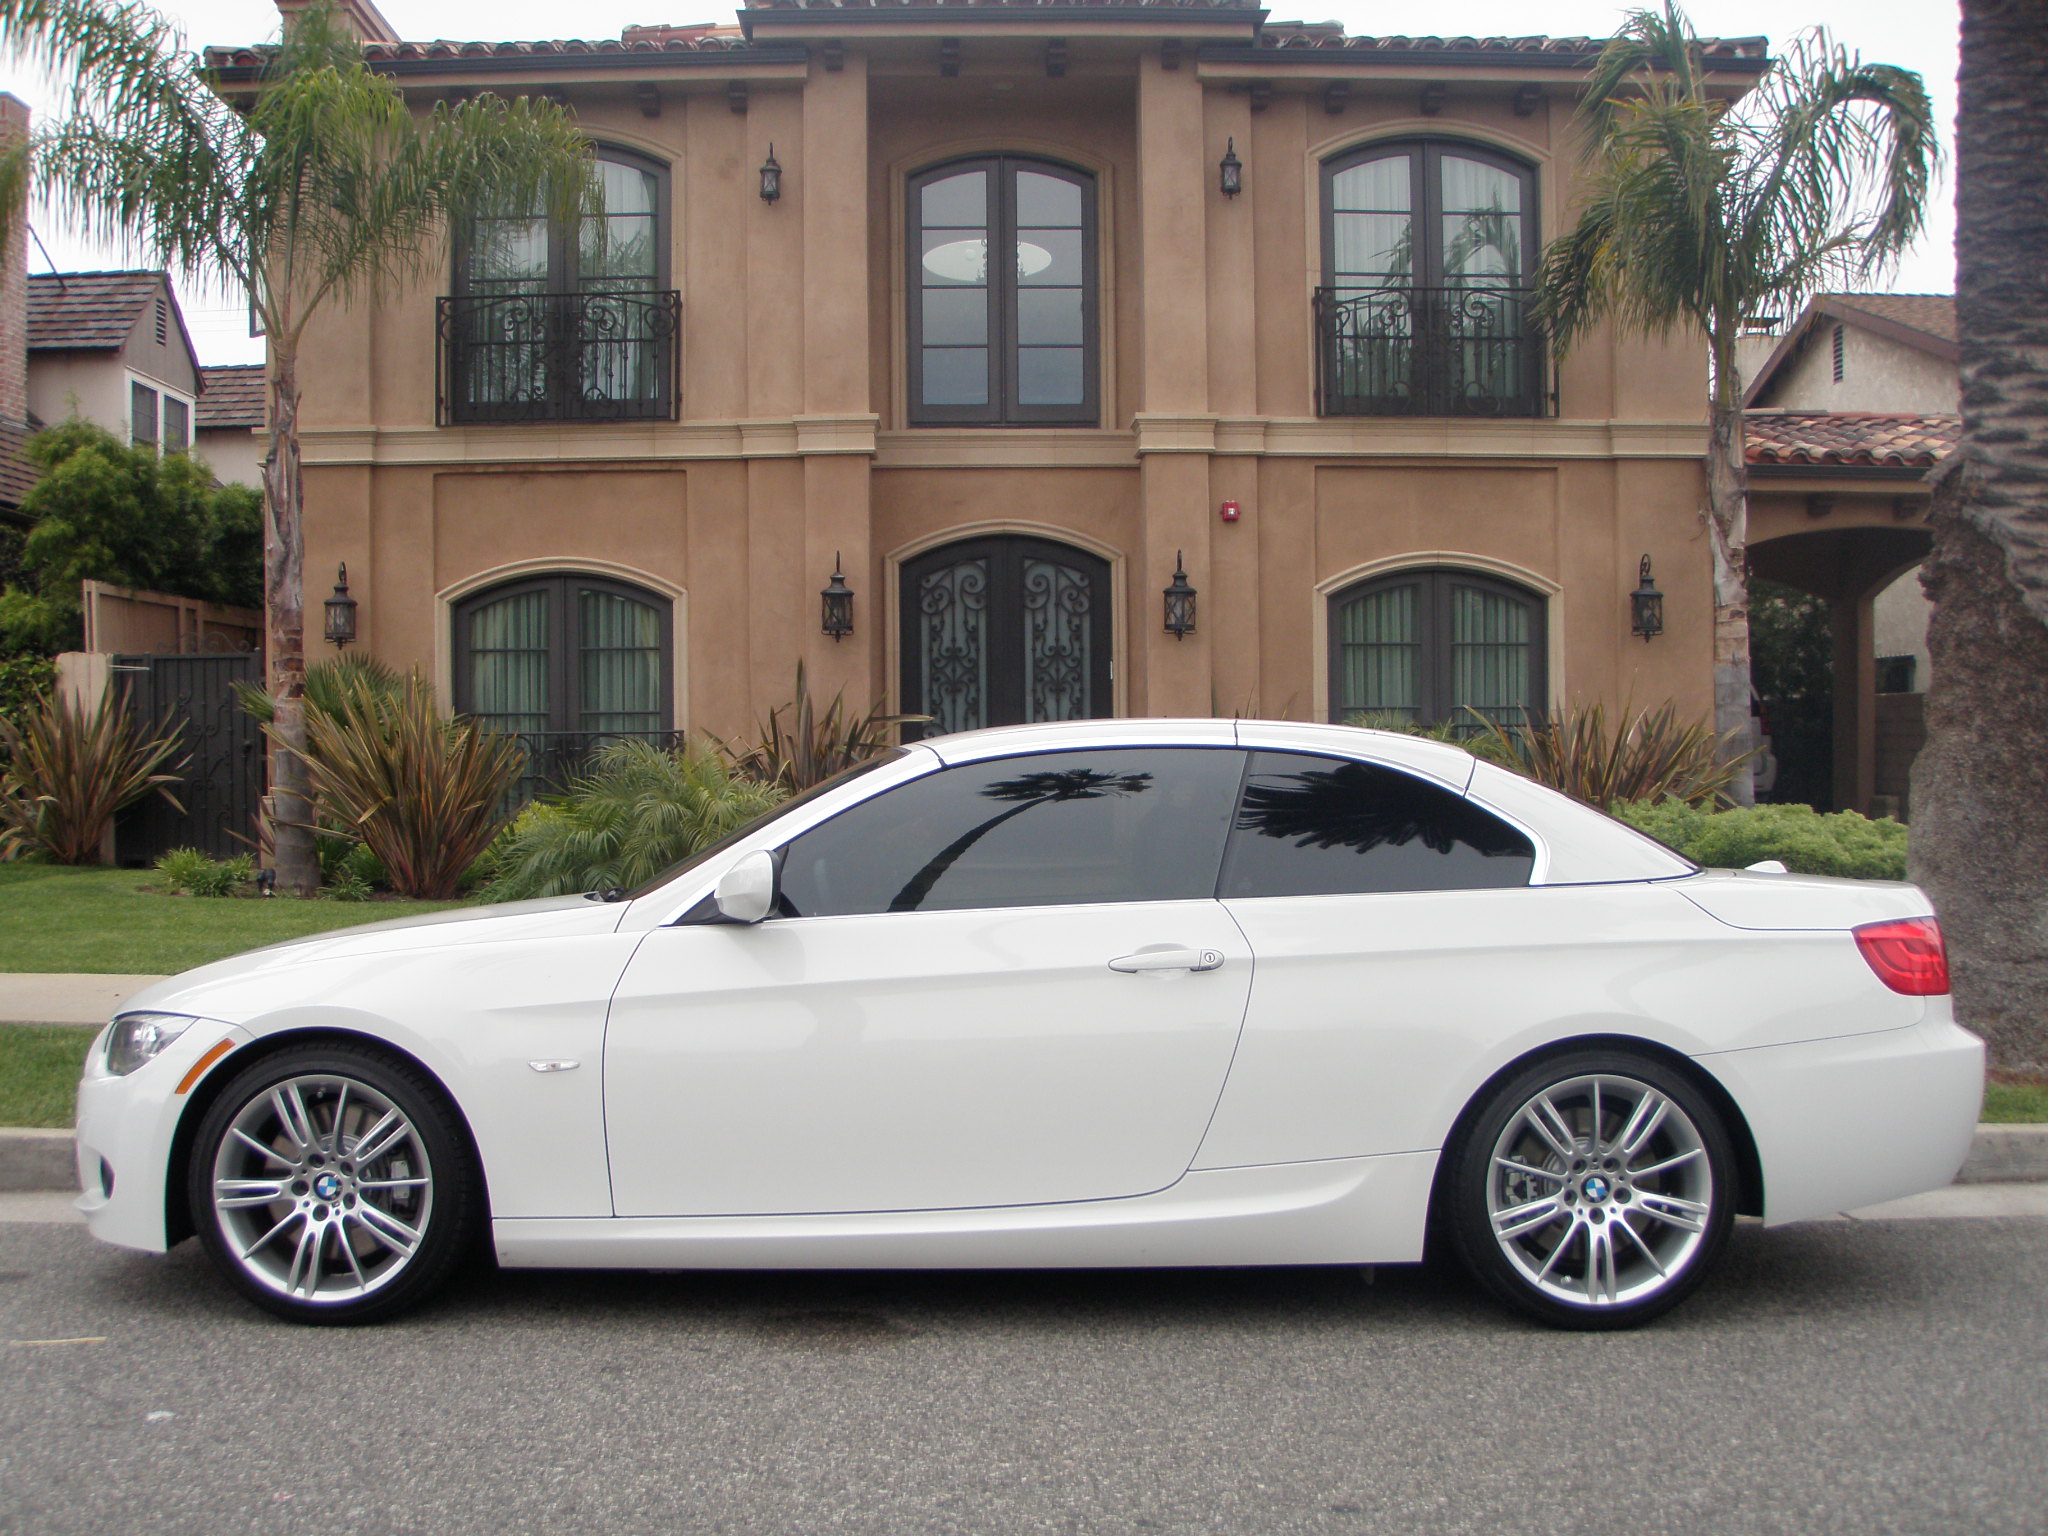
[0,0,1958,367]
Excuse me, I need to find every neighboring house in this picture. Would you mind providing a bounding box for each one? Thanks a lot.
[208,1,1781,775]
[196,363,267,487]
[1742,294,1957,817]
[26,270,202,455]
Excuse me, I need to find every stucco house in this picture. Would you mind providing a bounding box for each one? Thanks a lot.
[1741,293,1957,816]
[207,0,1781,769]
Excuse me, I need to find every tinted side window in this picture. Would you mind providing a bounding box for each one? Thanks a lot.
[1219,751,1533,898]
[779,748,1244,917]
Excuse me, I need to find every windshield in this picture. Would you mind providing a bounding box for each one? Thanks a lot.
[620,749,912,902]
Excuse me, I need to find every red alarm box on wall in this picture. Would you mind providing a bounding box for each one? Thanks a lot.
[1219,499,1241,522]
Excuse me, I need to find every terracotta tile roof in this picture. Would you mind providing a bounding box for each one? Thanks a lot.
[1253,29,1769,62]
[26,271,160,351]
[743,0,1256,7]
[0,417,38,509]
[1822,292,1955,346]
[204,33,757,67]
[197,365,265,431]
[1745,411,1958,470]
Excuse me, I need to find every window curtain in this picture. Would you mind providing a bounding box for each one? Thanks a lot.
[1335,583,1420,722]
[468,590,551,735]
[1447,582,1533,728]
[577,588,663,736]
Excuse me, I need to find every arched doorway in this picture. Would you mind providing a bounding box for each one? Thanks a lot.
[899,535,1113,740]
[1750,524,1931,815]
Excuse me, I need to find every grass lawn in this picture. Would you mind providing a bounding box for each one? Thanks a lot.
[0,1025,96,1127]
[0,863,467,976]
[1985,1075,2048,1124]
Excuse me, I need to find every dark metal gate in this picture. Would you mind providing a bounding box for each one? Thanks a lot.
[113,652,264,866]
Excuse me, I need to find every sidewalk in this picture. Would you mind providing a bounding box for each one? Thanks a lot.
[0,973,168,1027]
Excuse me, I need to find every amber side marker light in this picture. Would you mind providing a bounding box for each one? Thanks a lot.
[1854,917,1950,996]
[175,1040,235,1095]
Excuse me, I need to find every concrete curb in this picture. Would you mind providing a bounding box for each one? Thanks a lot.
[1,1123,2043,1195]
[1955,1125,2048,1185]
[0,1129,77,1193]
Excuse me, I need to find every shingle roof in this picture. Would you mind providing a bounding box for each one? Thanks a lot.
[26,271,160,351]
[204,33,758,67]
[0,417,39,509]
[1822,293,1955,346]
[197,364,265,431]
[1745,411,1958,470]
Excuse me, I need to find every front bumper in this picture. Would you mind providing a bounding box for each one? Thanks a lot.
[74,1019,254,1253]
[1699,1004,1985,1226]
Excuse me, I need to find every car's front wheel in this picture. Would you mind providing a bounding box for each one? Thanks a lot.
[188,1043,480,1324]
[1445,1050,1736,1329]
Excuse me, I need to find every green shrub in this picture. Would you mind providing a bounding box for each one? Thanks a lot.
[1476,701,1751,809]
[0,689,187,863]
[156,846,254,897]
[0,655,54,730]
[485,739,786,902]
[1610,799,1909,880]
[323,866,373,901]
[721,660,921,792]
[289,675,526,901]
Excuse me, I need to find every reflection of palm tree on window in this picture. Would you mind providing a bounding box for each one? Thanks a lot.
[1237,763,1528,859]
[888,768,1153,911]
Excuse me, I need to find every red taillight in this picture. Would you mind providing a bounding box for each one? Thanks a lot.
[1854,917,1950,996]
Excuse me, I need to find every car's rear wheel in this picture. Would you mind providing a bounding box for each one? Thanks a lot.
[188,1043,479,1325]
[1445,1050,1736,1330]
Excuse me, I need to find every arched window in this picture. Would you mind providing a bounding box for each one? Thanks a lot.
[908,157,1099,426]
[445,146,678,423]
[1329,568,1546,730]
[1317,140,1543,417]
[453,574,673,747]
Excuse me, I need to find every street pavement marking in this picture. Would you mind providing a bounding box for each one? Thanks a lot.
[10,1337,106,1347]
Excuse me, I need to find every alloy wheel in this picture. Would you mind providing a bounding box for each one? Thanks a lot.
[1483,1072,1715,1310]
[208,1073,436,1305]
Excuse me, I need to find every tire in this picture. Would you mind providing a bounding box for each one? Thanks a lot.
[1444,1049,1736,1330]
[187,1042,482,1325]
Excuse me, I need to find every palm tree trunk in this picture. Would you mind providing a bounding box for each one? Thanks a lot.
[1909,0,2048,1074]
[1704,394,1755,805]
[262,343,318,898]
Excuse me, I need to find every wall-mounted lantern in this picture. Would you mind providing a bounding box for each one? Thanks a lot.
[1218,137,1242,198]
[1163,551,1197,639]
[821,554,854,640]
[1629,555,1664,641]
[323,563,358,649]
[759,144,782,203]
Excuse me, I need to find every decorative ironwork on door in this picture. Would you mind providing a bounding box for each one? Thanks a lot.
[902,537,1112,739]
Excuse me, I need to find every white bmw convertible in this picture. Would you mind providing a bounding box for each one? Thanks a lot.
[75,719,1982,1329]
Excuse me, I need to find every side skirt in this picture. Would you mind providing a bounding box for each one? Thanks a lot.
[493,1151,1438,1270]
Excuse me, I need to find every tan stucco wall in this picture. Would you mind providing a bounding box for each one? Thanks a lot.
[289,36,1726,739]
[1753,321,1959,413]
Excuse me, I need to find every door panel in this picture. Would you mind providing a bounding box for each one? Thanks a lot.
[604,901,1252,1216]
[902,536,1112,737]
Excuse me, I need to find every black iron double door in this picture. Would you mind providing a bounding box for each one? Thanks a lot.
[900,536,1113,740]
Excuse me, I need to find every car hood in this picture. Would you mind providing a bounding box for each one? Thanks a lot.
[117,896,629,1021]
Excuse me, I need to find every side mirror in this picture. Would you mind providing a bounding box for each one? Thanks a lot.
[712,849,778,924]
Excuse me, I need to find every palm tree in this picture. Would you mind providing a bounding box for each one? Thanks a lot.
[0,0,596,894]
[887,768,1154,912]
[1535,3,1938,801]
[1908,1,2048,1075]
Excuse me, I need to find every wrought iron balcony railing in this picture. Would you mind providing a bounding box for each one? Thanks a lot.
[437,290,682,426]
[1315,285,1549,419]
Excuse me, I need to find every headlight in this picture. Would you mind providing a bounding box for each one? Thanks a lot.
[105,1013,198,1077]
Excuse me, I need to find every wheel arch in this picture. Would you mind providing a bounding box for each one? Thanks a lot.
[164,1026,490,1248]
[1425,1033,1766,1241]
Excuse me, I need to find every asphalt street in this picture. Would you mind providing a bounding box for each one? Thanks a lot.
[2,1213,2046,1536]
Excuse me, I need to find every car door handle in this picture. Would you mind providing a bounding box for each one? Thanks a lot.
[1108,948,1226,974]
